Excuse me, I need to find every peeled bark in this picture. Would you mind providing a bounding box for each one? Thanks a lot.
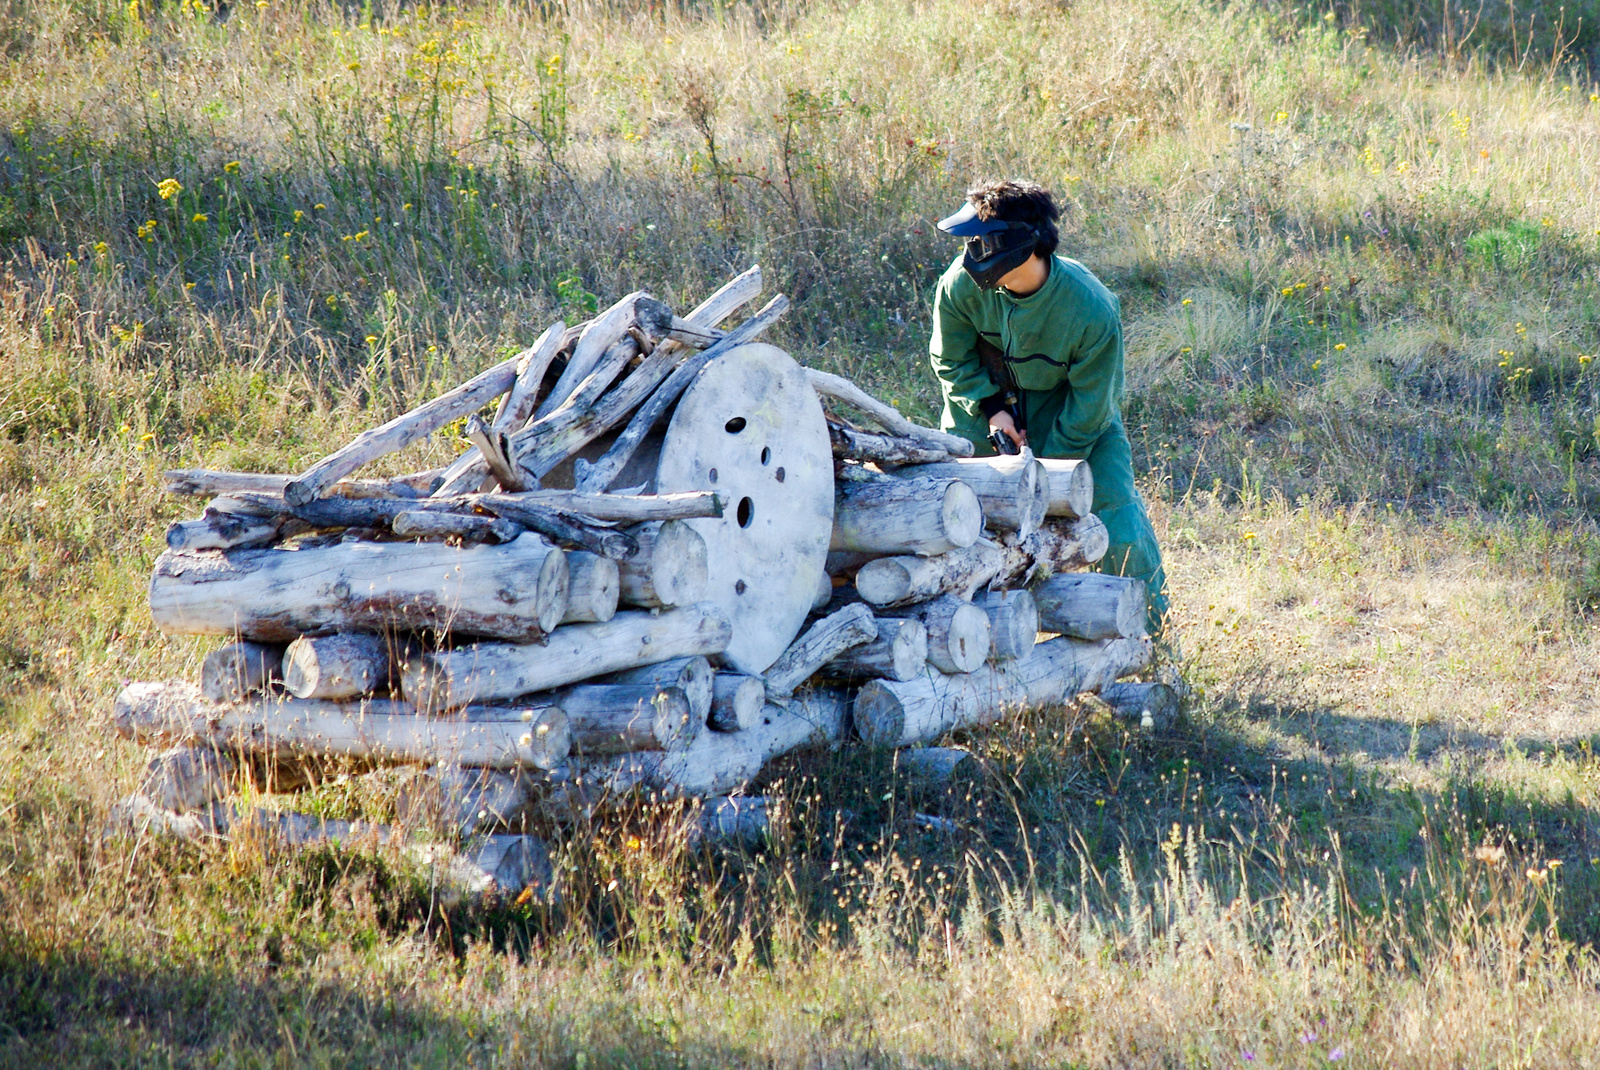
[561,552,621,624]
[616,520,708,608]
[854,542,1005,608]
[831,477,982,556]
[558,684,700,754]
[149,532,570,644]
[854,636,1153,747]
[282,633,410,700]
[805,370,974,457]
[600,656,714,727]
[894,452,1048,537]
[880,596,991,675]
[402,602,732,711]
[708,673,765,732]
[762,603,878,698]
[980,588,1040,661]
[200,641,285,702]
[1037,458,1094,519]
[114,681,573,770]
[1033,573,1147,639]
[822,617,928,682]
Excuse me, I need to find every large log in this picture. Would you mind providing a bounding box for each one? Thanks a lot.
[616,520,708,608]
[805,370,974,457]
[689,795,775,849]
[113,682,573,770]
[980,588,1039,661]
[395,765,536,836]
[1037,458,1094,519]
[1099,681,1180,730]
[880,596,991,675]
[166,506,284,552]
[995,517,1110,586]
[1033,573,1147,639]
[600,656,714,726]
[708,673,764,732]
[163,470,438,499]
[822,617,928,682]
[149,532,570,643]
[282,633,409,700]
[831,476,982,556]
[561,551,621,624]
[557,684,699,754]
[828,422,952,466]
[402,602,732,710]
[284,354,522,506]
[200,640,285,702]
[894,452,1047,537]
[854,542,1005,608]
[854,635,1153,747]
[762,603,878,698]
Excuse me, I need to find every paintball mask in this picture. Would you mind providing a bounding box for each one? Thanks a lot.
[936,201,1039,290]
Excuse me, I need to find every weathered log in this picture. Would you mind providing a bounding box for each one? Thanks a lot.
[282,633,410,700]
[535,291,649,420]
[506,267,764,484]
[465,414,530,492]
[285,354,522,506]
[561,551,620,624]
[616,520,708,608]
[980,587,1039,661]
[113,681,573,770]
[137,745,235,813]
[708,673,764,732]
[150,532,570,643]
[822,617,928,682]
[894,451,1047,537]
[572,295,791,494]
[402,602,731,711]
[824,549,876,578]
[1033,573,1147,640]
[805,369,975,457]
[163,469,438,499]
[812,570,835,611]
[484,490,723,524]
[600,656,714,726]
[854,542,1005,608]
[994,516,1110,586]
[828,422,952,466]
[689,795,774,848]
[496,321,567,432]
[879,596,991,675]
[899,746,975,782]
[105,793,232,841]
[395,765,535,836]
[1037,458,1094,519]
[286,493,634,559]
[762,603,878,698]
[831,476,982,556]
[1099,681,1180,730]
[392,510,522,544]
[557,684,700,754]
[200,641,285,702]
[470,497,636,560]
[854,636,1153,747]
[166,507,283,552]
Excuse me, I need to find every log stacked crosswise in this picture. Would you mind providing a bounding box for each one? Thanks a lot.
[111,265,1165,892]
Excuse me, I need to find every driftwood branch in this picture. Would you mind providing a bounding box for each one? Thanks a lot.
[805,369,974,458]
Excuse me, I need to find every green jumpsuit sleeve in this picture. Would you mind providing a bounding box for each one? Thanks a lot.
[928,273,995,422]
[1037,299,1125,458]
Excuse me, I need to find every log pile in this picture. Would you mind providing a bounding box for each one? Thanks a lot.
[109,265,1161,899]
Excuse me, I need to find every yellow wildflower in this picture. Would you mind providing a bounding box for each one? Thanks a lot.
[224,160,240,174]
[1334,343,1346,351]
[157,178,181,200]
[192,213,207,223]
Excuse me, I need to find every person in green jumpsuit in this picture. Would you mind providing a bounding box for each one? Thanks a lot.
[928,179,1168,634]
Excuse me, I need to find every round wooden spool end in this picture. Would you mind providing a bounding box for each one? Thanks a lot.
[655,343,834,674]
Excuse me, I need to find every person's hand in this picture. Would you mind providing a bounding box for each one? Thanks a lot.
[988,410,1027,451]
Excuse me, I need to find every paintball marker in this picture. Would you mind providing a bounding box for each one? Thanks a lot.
[977,336,1024,456]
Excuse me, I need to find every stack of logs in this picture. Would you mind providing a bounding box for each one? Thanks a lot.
[109,265,1173,901]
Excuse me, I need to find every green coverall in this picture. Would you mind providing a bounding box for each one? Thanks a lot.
[928,253,1168,634]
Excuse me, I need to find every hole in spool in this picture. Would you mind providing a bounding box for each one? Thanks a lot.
[708,468,717,484]
[760,446,771,465]
[725,416,747,434]
[774,467,785,483]
[736,497,754,528]
[735,579,747,595]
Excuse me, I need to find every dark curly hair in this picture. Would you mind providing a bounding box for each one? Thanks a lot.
[965,178,1060,259]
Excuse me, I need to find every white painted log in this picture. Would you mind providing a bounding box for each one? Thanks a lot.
[137,746,235,813]
[980,588,1040,661]
[113,681,573,770]
[805,369,975,457]
[854,542,1005,607]
[401,602,731,710]
[995,516,1111,586]
[1037,458,1094,519]
[285,354,521,505]
[689,795,775,849]
[163,469,439,499]
[557,684,699,754]
[880,596,991,675]
[535,291,648,419]
[762,603,878,698]
[823,617,928,682]
[561,551,620,624]
[828,422,952,465]
[708,674,765,732]
[392,510,522,544]
[282,633,408,700]
[615,520,708,608]
[600,656,714,726]
[1034,573,1147,639]
[149,532,569,643]
[1099,681,1180,730]
[854,635,1153,747]
[200,641,285,702]
[831,477,982,556]
[166,508,283,552]
[894,451,1047,537]
[899,746,974,782]
[395,766,536,836]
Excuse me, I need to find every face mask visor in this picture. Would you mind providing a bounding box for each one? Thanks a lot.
[961,223,1038,289]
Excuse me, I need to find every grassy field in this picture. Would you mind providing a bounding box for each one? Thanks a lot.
[3,0,1600,1065]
